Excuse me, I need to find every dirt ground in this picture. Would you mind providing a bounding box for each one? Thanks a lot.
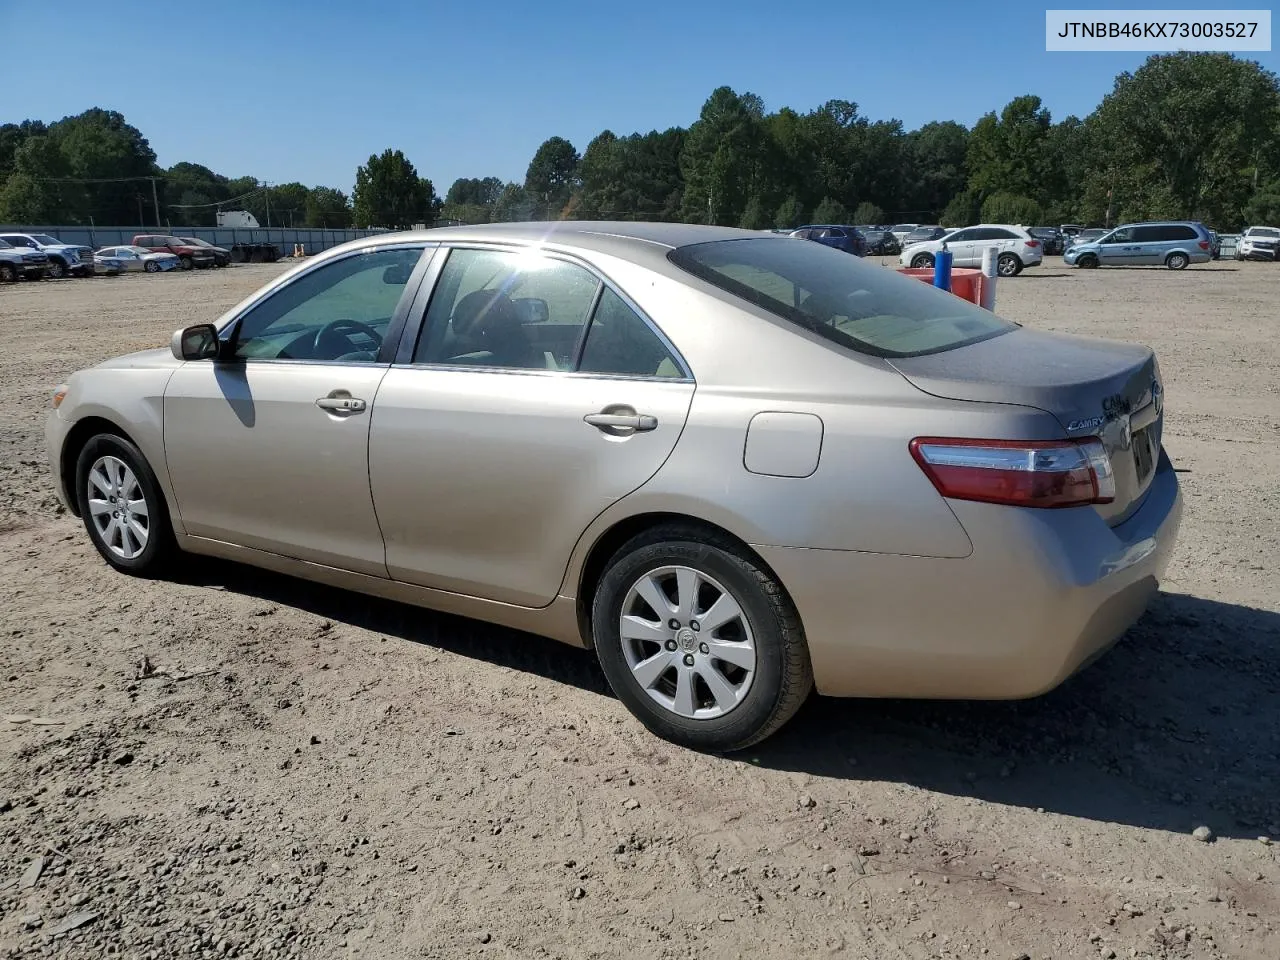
[1,256,1277,960]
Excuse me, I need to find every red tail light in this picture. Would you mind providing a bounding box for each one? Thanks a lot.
[1025,239,1041,248]
[909,437,1115,508]
[1198,240,1210,250]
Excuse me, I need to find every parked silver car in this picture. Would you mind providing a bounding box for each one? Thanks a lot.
[46,222,1182,751]
[1064,221,1213,269]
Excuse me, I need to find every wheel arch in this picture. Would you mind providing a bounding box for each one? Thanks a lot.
[572,511,801,649]
[59,416,144,519]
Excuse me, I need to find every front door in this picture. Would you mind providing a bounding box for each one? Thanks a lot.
[1099,227,1140,265]
[940,228,978,266]
[163,244,428,576]
[368,246,696,607]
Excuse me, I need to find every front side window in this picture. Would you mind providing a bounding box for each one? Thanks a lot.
[2,236,35,248]
[1106,228,1134,243]
[30,235,60,245]
[669,237,1015,358]
[413,248,600,370]
[945,229,975,242]
[232,246,423,362]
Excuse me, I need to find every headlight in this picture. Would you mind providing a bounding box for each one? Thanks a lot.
[52,384,68,409]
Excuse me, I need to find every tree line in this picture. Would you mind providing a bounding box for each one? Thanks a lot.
[3,53,1278,232]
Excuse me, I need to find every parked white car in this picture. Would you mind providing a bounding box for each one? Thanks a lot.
[899,224,1044,277]
[95,245,181,273]
[1234,225,1280,261]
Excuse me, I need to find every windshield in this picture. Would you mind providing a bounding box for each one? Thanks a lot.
[181,237,211,246]
[668,237,1015,358]
[30,234,60,245]
[0,239,10,249]
[1247,227,1280,238]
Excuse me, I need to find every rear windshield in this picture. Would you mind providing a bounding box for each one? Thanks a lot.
[668,237,1015,358]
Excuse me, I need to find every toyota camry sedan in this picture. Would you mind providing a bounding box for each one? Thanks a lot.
[46,222,1182,752]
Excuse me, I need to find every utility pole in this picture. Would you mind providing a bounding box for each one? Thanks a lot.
[149,177,161,228]
[263,181,271,228]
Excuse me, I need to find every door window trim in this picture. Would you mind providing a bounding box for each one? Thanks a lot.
[211,242,437,366]
[395,242,694,383]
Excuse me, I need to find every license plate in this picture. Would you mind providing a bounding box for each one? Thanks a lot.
[1132,427,1155,482]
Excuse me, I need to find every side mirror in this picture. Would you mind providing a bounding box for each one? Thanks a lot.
[171,323,220,361]
[512,297,549,324]
[382,263,413,285]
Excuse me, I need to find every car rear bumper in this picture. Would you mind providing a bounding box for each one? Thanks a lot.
[755,449,1182,700]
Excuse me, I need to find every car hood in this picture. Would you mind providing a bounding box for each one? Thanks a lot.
[1066,241,1102,253]
[93,347,179,370]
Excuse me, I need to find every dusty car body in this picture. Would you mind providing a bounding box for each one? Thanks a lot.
[46,222,1182,751]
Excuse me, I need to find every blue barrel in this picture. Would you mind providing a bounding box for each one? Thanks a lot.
[933,247,953,291]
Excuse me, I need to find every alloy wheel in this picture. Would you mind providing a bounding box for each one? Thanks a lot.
[619,565,756,720]
[86,455,150,560]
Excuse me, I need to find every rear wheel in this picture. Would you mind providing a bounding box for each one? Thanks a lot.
[592,526,813,752]
[1076,253,1099,269]
[1165,252,1189,270]
[997,253,1022,277]
[910,252,934,268]
[74,434,176,576]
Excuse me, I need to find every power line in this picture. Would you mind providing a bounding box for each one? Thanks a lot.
[32,175,165,184]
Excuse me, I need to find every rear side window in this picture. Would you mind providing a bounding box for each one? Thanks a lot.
[669,237,1015,359]
[1160,225,1197,241]
[1132,226,1163,242]
[578,287,684,378]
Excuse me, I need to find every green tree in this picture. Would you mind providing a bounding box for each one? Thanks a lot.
[904,121,969,218]
[967,95,1051,203]
[1086,52,1280,227]
[774,196,804,228]
[446,176,504,207]
[738,197,770,229]
[0,136,70,221]
[980,192,1043,225]
[490,182,535,222]
[265,182,310,227]
[53,108,159,224]
[853,201,884,224]
[812,196,849,223]
[680,87,771,225]
[524,137,580,218]
[352,149,440,228]
[305,186,351,227]
[942,188,981,226]
[1242,184,1280,224]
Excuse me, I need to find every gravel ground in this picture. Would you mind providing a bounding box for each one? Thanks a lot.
[1,258,1277,960]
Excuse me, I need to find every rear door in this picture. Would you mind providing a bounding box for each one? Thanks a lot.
[1130,225,1166,264]
[368,245,696,607]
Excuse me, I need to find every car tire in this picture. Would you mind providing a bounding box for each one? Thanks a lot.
[178,255,193,270]
[1165,252,1189,270]
[592,525,813,752]
[144,260,161,273]
[47,259,66,279]
[0,263,15,283]
[997,253,1022,277]
[1076,253,1099,269]
[74,433,176,577]
[910,253,935,268]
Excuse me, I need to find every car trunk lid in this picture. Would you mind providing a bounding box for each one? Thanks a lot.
[889,327,1164,524]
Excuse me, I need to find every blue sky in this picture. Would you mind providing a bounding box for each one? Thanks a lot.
[6,1,1276,194]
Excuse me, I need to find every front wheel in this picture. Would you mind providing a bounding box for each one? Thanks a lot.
[1165,252,1189,270]
[144,260,160,273]
[74,434,176,576]
[592,526,813,752]
[0,263,15,283]
[1076,253,1099,269]
[997,252,1022,277]
[47,259,67,279]
[910,253,934,268]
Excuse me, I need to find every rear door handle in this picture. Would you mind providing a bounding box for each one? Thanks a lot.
[584,412,658,432]
[316,396,366,412]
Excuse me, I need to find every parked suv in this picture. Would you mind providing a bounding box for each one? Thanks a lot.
[1235,225,1280,261]
[0,236,50,281]
[1028,226,1065,255]
[0,232,92,279]
[132,234,217,270]
[789,224,868,256]
[1064,221,1213,270]
[900,224,1043,276]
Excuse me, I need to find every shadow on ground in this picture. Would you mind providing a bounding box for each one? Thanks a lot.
[182,556,1280,839]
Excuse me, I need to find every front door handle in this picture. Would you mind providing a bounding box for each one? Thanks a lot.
[584,412,658,432]
[316,395,366,412]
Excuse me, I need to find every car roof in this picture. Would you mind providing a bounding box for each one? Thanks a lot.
[352,221,773,269]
